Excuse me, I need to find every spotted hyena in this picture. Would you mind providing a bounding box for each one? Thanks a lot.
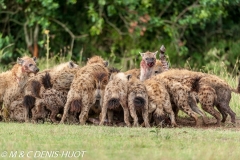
[125,45,168,80]
[23,61,79,122]
[60,56,109,125]
[154,69,240,126]
[127,76,150,127]
[144,78,177,127]
[0,56,39,120]
[99,72,131,126]
[26,62,79,123]
[139,50,158,81]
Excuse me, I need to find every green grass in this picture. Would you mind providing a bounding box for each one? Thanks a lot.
[0,123,240,160]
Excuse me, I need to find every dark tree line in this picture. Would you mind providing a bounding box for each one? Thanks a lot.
[0,0,240,72]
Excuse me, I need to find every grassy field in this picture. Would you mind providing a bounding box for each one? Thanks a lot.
[0,123,240,160]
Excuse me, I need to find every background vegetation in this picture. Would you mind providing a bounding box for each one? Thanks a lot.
[0,0,240,72]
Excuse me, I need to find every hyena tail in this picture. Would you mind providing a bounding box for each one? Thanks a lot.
[133,97,145,108]
[70,99,82,113]
[23,95,36,118]
[41,72,53,89]
[160,45,169,71]
[31,80,41,97]
[107,98,120,110]
[191,77,201,92]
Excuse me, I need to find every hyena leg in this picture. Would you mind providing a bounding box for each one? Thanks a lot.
[198,86,221,126]
[120,100,131,127]
[171,102,179,119]
[99,99,108,125]
[142,103,150,128]
[216,104,228,123]
[218,102,236,124]
[128,97,139,127]
[153,103,165,126]
[79,103,91,125]
[60,90,76,124]
[172,85,200,126]
[201,104,221,126]
[163,104,177,127]
[60,100,71,124]
[49,106,59,123]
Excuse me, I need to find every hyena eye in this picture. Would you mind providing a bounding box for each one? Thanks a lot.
[146,58,149,60]
[29,64,33,67]
[103,80,108,84]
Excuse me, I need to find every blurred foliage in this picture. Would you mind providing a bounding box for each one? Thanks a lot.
[0,0,240,72]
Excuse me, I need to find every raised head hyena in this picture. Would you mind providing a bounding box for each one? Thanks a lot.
[127,76,150,127]
[154,69,240,126]
[125,60,163,79]
[99,72,131,126]
[60,56,109,125]
[139,50,158,81]
[23,61,79,122]
[144,78,177,127]
[126,45,168,80]
[0,56,39,120]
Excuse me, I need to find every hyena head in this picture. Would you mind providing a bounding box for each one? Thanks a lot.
[17,56,39,74]
[140,51,158,68]
[153,60,164,76]
[87,56,108,67]
[52,61,79,72]
[93,72,109,101]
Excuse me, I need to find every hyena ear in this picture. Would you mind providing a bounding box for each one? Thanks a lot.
[68,61,75,68]
[126,74,132,80]
[104,61,109,67]
[32,57,37,62]
[153,51,158,57]
[139,52,145,57]
[17,57,24,65]
[109,73,114,81]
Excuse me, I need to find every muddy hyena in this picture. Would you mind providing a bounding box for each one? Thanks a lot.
[60,56,109,125]
[0,56,39,120]
[33,61,79,123]
[23,61,79,122]
[127,76,150,127]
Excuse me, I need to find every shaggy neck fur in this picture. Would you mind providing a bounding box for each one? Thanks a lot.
[11,64,29,88]
[140,60,154,81]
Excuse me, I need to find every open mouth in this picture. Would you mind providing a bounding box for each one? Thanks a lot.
[147,62,154,67]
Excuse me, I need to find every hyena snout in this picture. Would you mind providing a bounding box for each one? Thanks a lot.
[28,66,39,73]
[96,94,101,100]
[95,89,102,100]
[146,59,155,67]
